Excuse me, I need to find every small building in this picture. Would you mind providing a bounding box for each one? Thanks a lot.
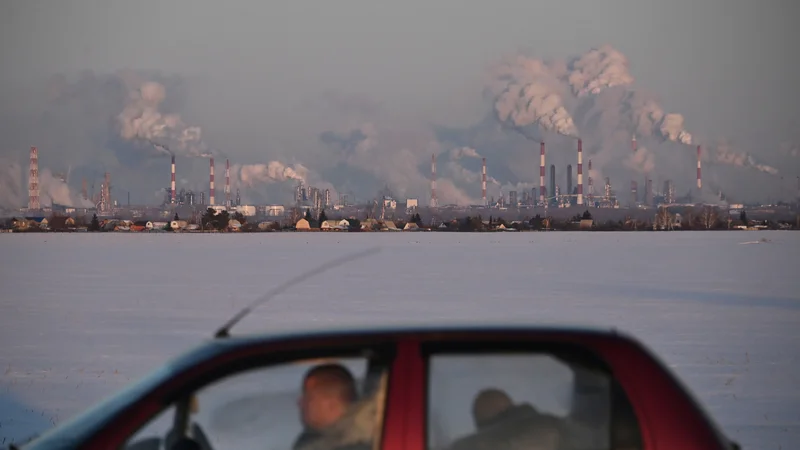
[579,219,594,230]
[295,218,311,230]
[403,222,420,231]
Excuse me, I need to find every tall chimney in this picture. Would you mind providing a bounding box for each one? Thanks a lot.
[209,157,216,206]
[430,153,437,207]
[631,135,638,206]
[539,142,546,204]
[549,164,556,204]
[697,145,702,190]
[28,146,40,210]
[481,157,487,205]
[577,139,583,205]
[225,159,231,208]
[587,159,593,203]
[170,155,176,204]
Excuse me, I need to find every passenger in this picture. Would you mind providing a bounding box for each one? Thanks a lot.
[293,363,371,450]
[448,388,562,450]
[472,388,514,429]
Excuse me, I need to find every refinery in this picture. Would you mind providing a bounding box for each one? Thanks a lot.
[6,137,798,231]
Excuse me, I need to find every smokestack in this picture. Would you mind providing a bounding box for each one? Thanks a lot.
[587,159,593,203]
[28,146,40,210]
[645,178,653,206]
[539,142,546,203]
[481,157,487,205]
[209,157,216,206]
[631,135,637,206]
[577,139,583,206]
[430,153,438,207]
[170,155,176,204]
[549,164,556,204]
[697,145,702,190]
[225,159,231,208]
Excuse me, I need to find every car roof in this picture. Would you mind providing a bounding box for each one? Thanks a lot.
[217,321,624,344]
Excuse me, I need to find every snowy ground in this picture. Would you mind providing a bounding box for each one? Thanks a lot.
[0,231,798,449]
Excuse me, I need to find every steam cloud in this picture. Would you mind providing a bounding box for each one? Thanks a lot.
[1,45,787,208]
[0,158,93,209]
[623,146,656,174]
[118,80,208,157]
[236,161,308,186]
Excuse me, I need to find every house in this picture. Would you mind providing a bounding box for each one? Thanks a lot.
[48,216,76,230]
[579,219,594,230]
[321,220,347,231]
[23,217,48,229]
[131,220,153,232]
[360,219,379,231]
[227,219,242,231]
[381,221,401,231]
[295,218,311,230]
[403,222,420,231]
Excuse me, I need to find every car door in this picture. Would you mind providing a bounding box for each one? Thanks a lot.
[412,331,734,450]
[117,340,397,450]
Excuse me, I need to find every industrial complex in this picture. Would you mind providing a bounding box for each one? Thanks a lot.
[7,139,799,231]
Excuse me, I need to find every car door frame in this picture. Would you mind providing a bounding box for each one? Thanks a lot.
[386,329,733,450]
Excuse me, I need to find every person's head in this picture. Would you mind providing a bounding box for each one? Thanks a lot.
[472,388,513,429]
[298,363,358,430]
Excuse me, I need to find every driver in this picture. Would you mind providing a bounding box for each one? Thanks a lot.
[293,363,365,450]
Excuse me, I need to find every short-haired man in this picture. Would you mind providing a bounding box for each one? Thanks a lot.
[293,363,359,450]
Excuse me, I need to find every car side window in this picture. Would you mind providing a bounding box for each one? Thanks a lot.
[122,356,388,450]
[426,351,643,450]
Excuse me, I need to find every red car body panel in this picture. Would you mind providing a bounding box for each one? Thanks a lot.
[20,326,734,450]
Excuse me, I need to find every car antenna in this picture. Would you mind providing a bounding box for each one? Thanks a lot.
[213,246,381,339]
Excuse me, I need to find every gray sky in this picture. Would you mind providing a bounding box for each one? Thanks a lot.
[0,0,797,205]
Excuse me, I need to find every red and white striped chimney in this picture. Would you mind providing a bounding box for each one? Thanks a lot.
[28,146,40,210]
[577,139,583,205]
[430,153,437,207]
[209,157,216,206]
[225,159,231,207]
[539,142,546,203]
[697,145,702,189]
[170,155,176,204]
[481,157,487,205]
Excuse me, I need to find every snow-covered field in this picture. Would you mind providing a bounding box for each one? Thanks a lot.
[1,231,798,449]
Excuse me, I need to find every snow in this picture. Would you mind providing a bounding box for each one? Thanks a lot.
[1,231,798,449]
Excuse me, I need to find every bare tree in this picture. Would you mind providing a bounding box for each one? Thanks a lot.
[655,206,674,230]
[698,205,719,230]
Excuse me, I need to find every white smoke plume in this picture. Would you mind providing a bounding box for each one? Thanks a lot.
[0,158,23,209]
[630,99,692,145]
[38,169,95,208]
[235,161,308,187]
[707,141,779,175]
[0,158,93,209]
[567,45,635,97]
[488,56,578,137]
[623,145,656,174]
[449,147,482,160]
[118,81,207,157]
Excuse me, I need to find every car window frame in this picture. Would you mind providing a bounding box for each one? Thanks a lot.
[420,341,620,450]
[113,341,397,450]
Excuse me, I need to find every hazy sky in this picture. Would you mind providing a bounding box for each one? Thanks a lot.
[0,0,797,205]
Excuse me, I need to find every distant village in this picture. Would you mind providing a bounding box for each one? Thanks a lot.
[3,201,798,233]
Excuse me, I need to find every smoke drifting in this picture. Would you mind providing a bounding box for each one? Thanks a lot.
[236,162,308,186]
[118,80,208,157]
[624,145,656,174]
[1,45,790,208]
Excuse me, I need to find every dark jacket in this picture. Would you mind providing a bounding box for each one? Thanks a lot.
[447,403,562,450]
